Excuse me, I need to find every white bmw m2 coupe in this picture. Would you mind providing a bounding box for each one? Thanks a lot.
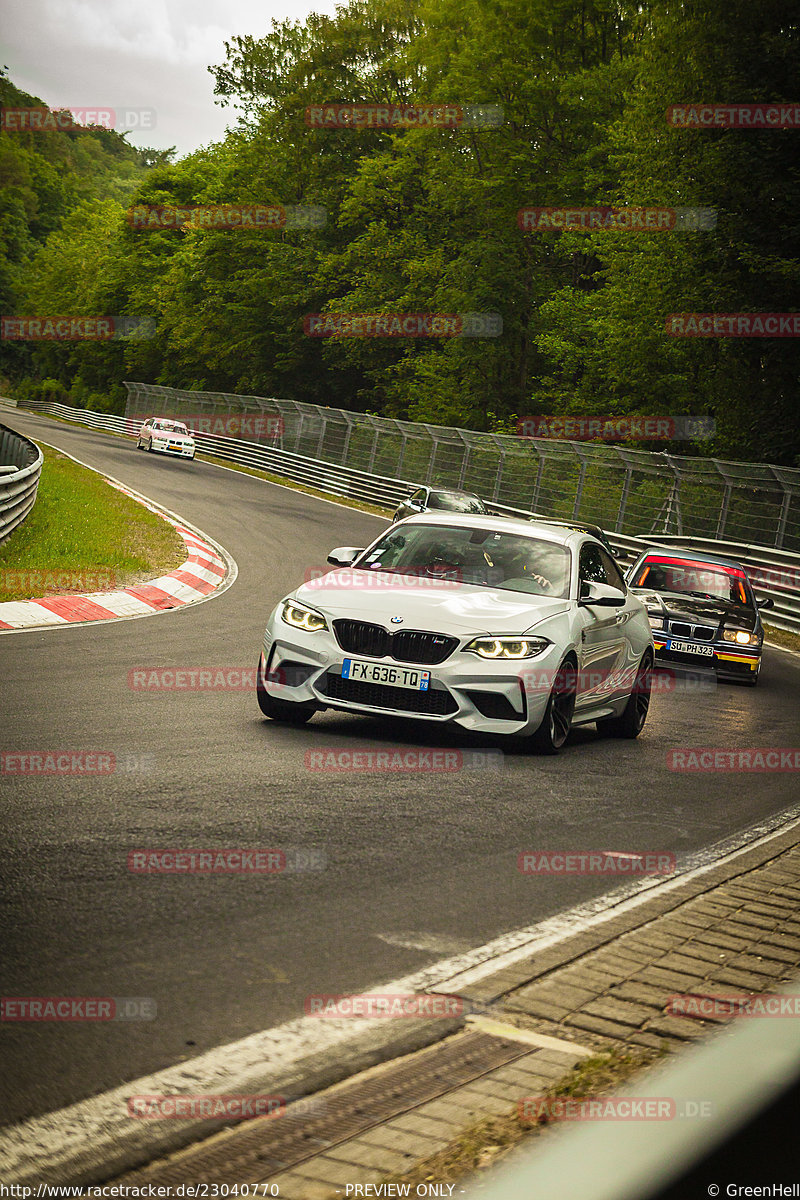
[256,515,653,753]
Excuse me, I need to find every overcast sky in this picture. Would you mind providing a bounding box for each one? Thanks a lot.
[3,0,340,157]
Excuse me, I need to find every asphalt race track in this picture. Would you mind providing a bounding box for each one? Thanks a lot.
[2,408,800,1128]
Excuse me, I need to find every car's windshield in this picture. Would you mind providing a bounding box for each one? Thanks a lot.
[428,492,484,513]
[160,421,189,434]
[357,524,572,597]
[632,555,751,606]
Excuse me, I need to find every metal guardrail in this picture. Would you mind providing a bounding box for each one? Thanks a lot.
[122,381,800,552]
[14,398,800,634]
[0,423,44,545]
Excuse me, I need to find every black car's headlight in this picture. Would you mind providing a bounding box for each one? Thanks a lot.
[722,628,760,646]
[647,612,665,629]
[281,600,328,633]
[465,636,550,660]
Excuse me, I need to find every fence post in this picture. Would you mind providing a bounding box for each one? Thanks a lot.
[572,449,588,520]
[615,467,633,534]
[293,413,306,454]
[491,436,506,503]
[530,452,545,514]
[776,487,792,549]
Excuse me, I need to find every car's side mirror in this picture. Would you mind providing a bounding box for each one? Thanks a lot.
[755,595,774,610]
[578,581,626,608]
[327,547,364,567]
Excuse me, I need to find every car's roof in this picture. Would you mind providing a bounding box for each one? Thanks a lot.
[635,545,748,573]
[427,487,481,498]
[398,512,591,546]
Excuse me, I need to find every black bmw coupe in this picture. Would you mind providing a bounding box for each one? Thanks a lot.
[626,547,773,686]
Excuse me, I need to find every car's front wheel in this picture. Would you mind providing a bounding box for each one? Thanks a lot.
[256,655,316,724]
[597,652,652,739]
[528,657,577,754]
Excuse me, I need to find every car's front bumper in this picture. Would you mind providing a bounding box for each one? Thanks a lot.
[152,441,195,458]
[259,622,568,736]
[651,632,761,680]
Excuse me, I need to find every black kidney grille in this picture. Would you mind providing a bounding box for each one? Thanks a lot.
[332,620,457,665]
[333,619,389,657]
[392,630,458,665]
[321,672,457,716]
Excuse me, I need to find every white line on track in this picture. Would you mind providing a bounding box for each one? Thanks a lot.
[2,800,800,1184]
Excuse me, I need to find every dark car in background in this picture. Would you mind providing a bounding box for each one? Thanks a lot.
[525,517,618,560]
[626,547,773,686]
[392,486,487,523]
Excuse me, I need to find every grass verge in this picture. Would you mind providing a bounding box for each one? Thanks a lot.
[0,443,187,602]
[379,1046,661,1191]
[763,624,800,654]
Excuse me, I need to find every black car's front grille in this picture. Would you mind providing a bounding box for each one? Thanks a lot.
[320,671,457,715]
[333,620,458,665]
[334,619,389,658]
[669,621,717,641]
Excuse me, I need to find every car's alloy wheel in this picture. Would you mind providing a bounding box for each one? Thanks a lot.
[146,438,153,451]
[529,658,577,754]
[256,654,316,724]
[597,653,652,739]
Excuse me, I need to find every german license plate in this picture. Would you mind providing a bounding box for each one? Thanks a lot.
[341,659,430,690]
[667,640,714,656]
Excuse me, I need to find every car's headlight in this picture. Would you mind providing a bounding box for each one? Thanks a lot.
[281,600,328,633]
[722,628,760,645]
[465,636,550,660]
[647,614,664,629]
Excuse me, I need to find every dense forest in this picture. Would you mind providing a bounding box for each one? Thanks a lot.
[1,0,798,464]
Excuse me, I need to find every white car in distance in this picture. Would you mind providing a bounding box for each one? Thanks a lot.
[256,515,654,753]
[136,417,195,460]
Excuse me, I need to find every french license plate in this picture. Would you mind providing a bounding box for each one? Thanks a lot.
[341,659,430,690]
[667,640,714,656]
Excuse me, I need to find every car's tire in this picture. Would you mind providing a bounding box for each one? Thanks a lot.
[136,437,142,449]
[597,652,653,739]
[528,657,577,754]
[256,656,316,724]
[742,659,761,687]
[146,438,153,451]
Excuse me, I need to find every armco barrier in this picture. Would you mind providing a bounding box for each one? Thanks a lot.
[0,423,43,545]
[13,397,800,634]
[122,381,800,552]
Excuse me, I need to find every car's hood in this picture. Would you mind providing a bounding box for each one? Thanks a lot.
[632,588,754,627]
[154,432,193,442]
[295,569,570,635]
